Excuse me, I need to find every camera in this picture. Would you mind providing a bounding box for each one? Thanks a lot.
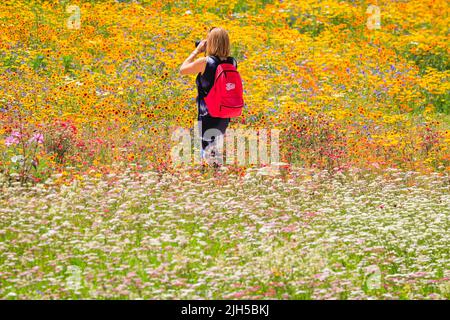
[195,40,206,48]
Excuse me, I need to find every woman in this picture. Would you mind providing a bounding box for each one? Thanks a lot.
[179,27,238,164]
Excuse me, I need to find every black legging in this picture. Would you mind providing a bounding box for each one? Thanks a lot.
[198,113,230,151]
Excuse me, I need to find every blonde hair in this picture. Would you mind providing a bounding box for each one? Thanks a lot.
[206,27,231,59]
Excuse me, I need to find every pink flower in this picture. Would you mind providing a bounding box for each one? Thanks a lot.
[224,290,247,299]
[29,133,44,144]
[5,134,20,146]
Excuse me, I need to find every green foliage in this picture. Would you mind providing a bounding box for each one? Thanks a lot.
[427,91,450,114]
[290,14,326,37]
[30,54,46,71]
[62,55,75,74]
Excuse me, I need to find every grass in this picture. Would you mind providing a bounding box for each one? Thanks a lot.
[0,167,448,299]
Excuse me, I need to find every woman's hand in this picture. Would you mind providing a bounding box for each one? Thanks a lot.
[196,40,207,53]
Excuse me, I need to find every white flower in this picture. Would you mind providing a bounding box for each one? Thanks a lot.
[11,155,24,163]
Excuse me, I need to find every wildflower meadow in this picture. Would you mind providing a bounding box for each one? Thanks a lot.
[0,0,449,300]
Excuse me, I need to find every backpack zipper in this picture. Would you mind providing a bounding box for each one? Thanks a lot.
[220,104,243,111]
[215,69,238,82]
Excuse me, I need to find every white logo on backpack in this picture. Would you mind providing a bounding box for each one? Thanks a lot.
[226,83,235,91]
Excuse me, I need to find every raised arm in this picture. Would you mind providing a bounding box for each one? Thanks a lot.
[179,40,207,76]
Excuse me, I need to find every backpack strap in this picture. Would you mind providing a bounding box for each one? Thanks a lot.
[210,55,235,67]
[209,55,221,65]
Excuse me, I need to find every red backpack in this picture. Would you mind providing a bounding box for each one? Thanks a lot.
[204,57,244,118]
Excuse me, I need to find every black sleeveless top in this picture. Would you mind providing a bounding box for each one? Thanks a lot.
[196,55,238,117]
